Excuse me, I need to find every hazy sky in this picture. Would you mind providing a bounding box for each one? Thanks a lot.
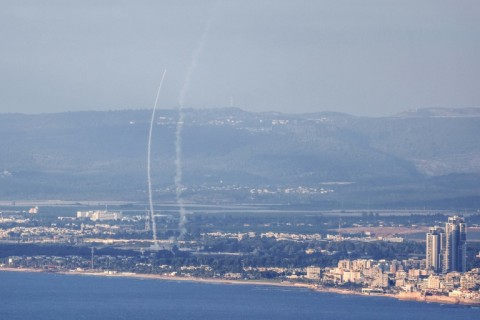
[1,0,479,116]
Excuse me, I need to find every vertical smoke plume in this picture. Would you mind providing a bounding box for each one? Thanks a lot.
[148,69,167,249]
[175,1,220,239]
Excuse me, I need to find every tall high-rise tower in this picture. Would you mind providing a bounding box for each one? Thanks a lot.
[426,226,444,273]
[443,216,467,273]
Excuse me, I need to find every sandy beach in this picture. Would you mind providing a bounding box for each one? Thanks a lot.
[0,267,369,295]
[0,267,476,306]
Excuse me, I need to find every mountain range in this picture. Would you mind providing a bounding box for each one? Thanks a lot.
[0,107,479,209]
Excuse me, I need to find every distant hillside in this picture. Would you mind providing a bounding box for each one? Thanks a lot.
[395,107,480,118]
[0,107,479,209]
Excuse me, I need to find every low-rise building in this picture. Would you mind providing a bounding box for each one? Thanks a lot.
[77,210,123,221]
[306,266,321,280]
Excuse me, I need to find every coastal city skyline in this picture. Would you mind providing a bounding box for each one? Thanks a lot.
[1,1,479,319]
[1,209,479,307]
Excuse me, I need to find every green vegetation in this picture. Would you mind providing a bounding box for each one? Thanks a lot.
[1,108,480,208]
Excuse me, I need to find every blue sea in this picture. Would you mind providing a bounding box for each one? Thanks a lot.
[0,271,478,320]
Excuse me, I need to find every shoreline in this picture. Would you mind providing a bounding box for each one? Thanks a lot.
[0,267,477,306]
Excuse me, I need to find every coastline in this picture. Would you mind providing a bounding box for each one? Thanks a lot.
[0,267,314,289]
[0,267,476,306]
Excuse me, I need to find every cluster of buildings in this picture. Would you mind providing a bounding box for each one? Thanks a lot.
[0,225,82,243]
[426,215,466,273]
[307,257,480,301]
[248,186,333,195]
[76,210,123,221]
[309,257,478,290]
[0,223,125,243]
[203,231,323,242]
[304,216,479,302]
[1,211,478,303]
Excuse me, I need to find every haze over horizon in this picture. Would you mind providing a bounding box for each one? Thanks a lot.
[1,0,479,117]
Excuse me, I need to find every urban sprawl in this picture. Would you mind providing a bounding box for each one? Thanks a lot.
[1,208,480,306]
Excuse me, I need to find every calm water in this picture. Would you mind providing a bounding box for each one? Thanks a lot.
[0,272,478,320]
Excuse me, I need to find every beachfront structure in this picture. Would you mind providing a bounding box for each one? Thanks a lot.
[306,266,321,280]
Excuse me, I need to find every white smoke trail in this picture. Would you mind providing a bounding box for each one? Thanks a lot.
[148,69,167,249]
[175,2,220,240]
